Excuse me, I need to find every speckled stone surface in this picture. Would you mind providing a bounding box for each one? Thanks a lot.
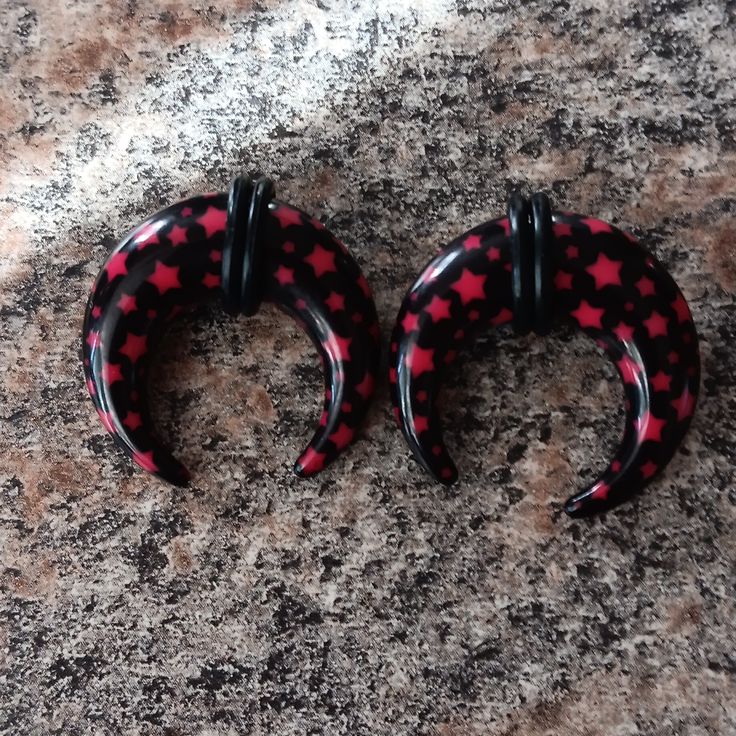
[1,1,735,734]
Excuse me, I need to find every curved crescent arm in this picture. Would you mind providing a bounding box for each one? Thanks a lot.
[82,194,380,485]
[389,213,699,516]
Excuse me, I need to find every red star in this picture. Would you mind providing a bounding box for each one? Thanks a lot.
[583,218,612,234]
[305,245,337,277]
[641,461,658,479]
[673,387,695,421]
[168,224,188,246]
[425,296,452,322]
[147,262,181,294]
[329,423,354,449]
[297,447,326,475]
[463,234,483,250]
[91,305,102,319]
[636,276,655,297]
[274,265,295,285]
[197,205,226,238]
[487,246,502,261]
[671,294,691,323]
[571,300,605,329]
[413,415,429,433]
[587,253,622,289]
[555,223,574,238]
[119,332,147,363]
[590,480,610,500]
[87,332,101,352]
[407,346,434,377]
[132,451,158,473]
[355,372,374,400]
[326,333,352,362]
[635,411,666,443]
[181,207,193,217]
[613,322,635,341]
[273,205,304,229]
[97,408,115,434]
[401,311,420,333]
[325,292,345,312]
[123,411,142,430]
[650,371,671,392]
[203,273,220,289]
[643,311,668,338]
[133,222,161,248]
[105,252,128,281]
[555,271,573,290]
[668,350,680,365]
[102,362,123,385]
[210,249,222,263]
[565,245,579,260]
[617,355,641,384]
[117,294,137,315]
[491,307,513,326]
[451,269,486,305]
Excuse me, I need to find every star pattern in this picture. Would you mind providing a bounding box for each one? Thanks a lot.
[451,269,486,305]
[305,245,337,277]
[147,262,181,294]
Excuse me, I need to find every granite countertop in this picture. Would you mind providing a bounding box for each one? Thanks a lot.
[1,1,735,734]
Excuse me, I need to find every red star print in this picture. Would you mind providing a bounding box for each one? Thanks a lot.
[102,362,123,385]
[305,245,337,277]
[611,460,622,472]
[147,262,181,294]
[181,207,193,217]
[273,205,303,229]
[117,294,137,315]
[297,447,326,474]
[613,322,635,341]
[86,331,100,350]
[210,249,222,263]
[413,415,429,433]
[355,372,374,400]
[491,307,513,326]
[105,252,128,281]
[671,294,691,323]
[463,234,483,250]
[85,378,96,396]
[650,371,671,392]
[641,461,658,479]
[643,311,668,338]
[571,300,605,329]
[617,355,641,384]
[203,273,220,289]
[586,253,622,289]
[274,265,295,285]
[91,305,102,319]
[668,350,680,365]
[134,222,161,248]
[97,408,115,434]
[407,345,434,377]
[636,276,655,297]
[565,245,579,260]
[197,206,226,237]
[583,218,612,234]
[425,296,452,322]
[119,332,147,363]
[635,411,666,443]
[673,387,695,421]
[487,246,502,261]
[555,271,573,290]
[590,480,610,500]
[168,225,188,246]
[329,423,354,449]
[325,292,345,312]
[326,333,352,361]
[133,451,158,473]
[401,311,420,333]
[555,223,574,238]
[123,411,142,430]
[451,269,486,305]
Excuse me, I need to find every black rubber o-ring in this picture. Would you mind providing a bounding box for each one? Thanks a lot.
[239,176,275,317]
[508,193,534,336]
[221,176,254,315]
[531,192,554,336]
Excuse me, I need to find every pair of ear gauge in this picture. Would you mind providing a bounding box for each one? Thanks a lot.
[83,175,700,517]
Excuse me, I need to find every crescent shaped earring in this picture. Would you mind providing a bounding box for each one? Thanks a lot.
[389,192,700,517]
[82,175,381,485]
